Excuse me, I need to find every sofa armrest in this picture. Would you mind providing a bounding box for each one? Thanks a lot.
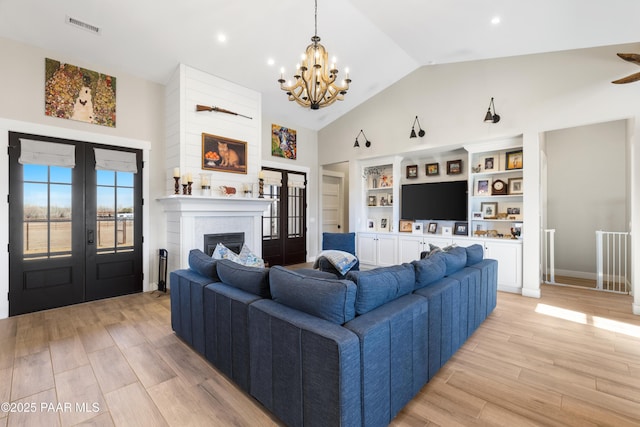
[344,294,429,427]
[248,299,362,427]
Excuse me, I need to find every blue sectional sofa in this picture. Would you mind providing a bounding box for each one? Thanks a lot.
[170,244,497,427]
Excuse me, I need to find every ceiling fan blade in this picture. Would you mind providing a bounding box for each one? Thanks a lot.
[612,71,640,84]
[617,53,640,65]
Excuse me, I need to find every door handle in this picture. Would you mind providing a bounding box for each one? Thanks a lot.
[87,229,94,245]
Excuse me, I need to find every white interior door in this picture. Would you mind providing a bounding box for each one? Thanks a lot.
[322,173,344,233]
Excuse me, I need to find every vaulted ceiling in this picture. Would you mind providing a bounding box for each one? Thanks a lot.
[1,0,640,130]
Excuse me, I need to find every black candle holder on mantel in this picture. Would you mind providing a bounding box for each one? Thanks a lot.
[174,177,180,195]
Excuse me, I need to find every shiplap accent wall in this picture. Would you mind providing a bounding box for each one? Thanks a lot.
[163,64,263,274]
[165,64,262,194]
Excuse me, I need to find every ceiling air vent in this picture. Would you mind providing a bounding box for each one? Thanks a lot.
[65,15,101,35]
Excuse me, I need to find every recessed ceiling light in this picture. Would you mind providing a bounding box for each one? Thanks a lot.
[267,58,275,66]
[491,16,501,25]
[217,33,227,43]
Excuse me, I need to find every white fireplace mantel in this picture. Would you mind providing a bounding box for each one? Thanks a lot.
[157,195,272,214]
[158,195,272,273]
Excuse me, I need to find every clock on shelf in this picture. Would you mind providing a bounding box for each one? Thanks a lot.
[491,179,507,195]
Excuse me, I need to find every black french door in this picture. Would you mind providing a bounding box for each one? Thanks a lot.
[8,132,143,316]
[262,168,307,266]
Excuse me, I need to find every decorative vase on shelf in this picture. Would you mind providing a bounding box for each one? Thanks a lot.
[372,177,377,189]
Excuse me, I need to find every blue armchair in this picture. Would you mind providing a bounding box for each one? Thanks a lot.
[317,232,360,277]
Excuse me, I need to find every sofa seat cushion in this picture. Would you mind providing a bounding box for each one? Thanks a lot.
[216,259,270,298]
[269,266,357,324]
[347,263,415,315]
[188,249,220,282]
[411,255,446,290]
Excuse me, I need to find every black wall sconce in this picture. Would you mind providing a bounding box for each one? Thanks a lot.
[410,116,425,138]
[484,97,500,123]
[354,129,371,148]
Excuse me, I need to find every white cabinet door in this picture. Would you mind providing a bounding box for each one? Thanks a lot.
[484,240,523,291]
[398,235,424,263]
[376,234,398,266]
[357,232,397,266]
[357,233,378,265]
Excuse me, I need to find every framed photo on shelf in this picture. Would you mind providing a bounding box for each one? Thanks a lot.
[399,219,414,232]
[412,222,423,234]
[406,165,418,179]
[425,163,439,176]
[379,196,388,206]
[508,177,523,195]
[428,222,438,234]
[480,202,498,219]
[506,150,523,170]
[454,222,468,236]
[368,195,377,206]
[442,226,452,236]
[366,218,376,230]
[379,218,389,231]
[483,156,495,171]
[475,177,491,195]
[447,159,463,175]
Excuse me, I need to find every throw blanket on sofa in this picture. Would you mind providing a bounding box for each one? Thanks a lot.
[313,250,358,276]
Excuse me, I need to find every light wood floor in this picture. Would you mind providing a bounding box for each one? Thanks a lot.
[1,285,640,426]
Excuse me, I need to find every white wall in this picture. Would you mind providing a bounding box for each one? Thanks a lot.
[318,42,640,307]
[545,120,627,277]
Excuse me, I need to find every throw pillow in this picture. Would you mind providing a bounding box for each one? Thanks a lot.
[216,259,270,298]
[239,244,265,268]
[188,249,220,281]
[411,254,446,290]
[269,266,356,324]
[212,243,241,264]
[465,244,484,266]
[346,263,415,315]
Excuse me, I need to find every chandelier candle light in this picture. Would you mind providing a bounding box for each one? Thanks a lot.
[278,0,351,109]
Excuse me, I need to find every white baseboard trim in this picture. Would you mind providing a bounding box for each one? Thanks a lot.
[521,287,541,298]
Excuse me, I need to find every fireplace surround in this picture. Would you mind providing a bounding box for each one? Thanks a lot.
[157,195,271,275]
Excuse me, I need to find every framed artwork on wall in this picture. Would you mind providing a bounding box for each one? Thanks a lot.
[202,133,247,174]
[44,58,117,128]
[271,124,297,159]
[447,159,462,175]
[406,165,418,179]
[425,163,439,176]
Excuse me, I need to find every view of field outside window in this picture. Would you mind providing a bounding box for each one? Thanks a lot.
[23,165,134,259]
[97,169,135,253]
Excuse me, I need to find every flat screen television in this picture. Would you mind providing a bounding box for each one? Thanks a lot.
[401,180,468,221]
